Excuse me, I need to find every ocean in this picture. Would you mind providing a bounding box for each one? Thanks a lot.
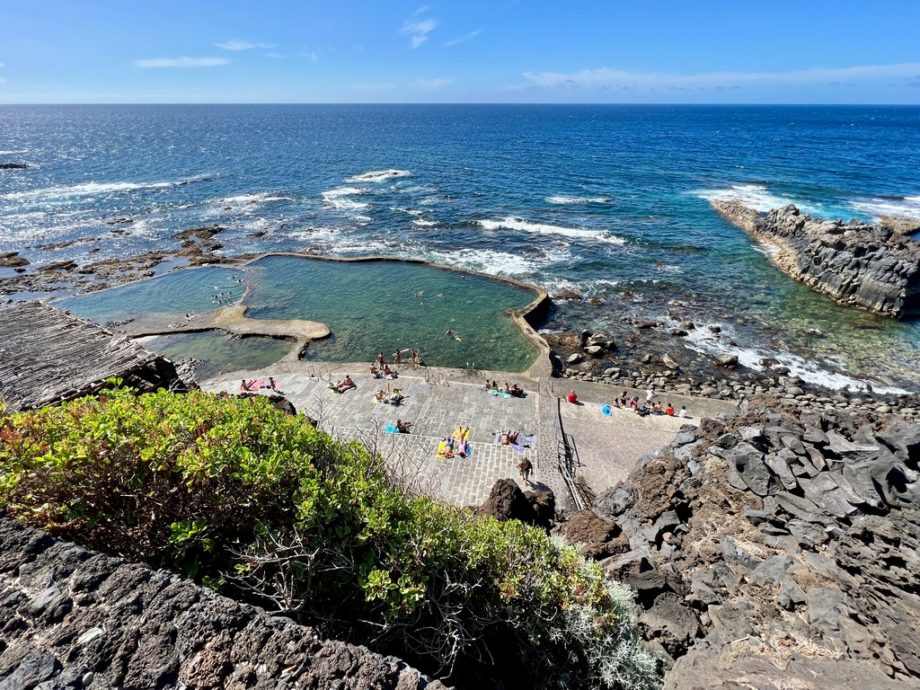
[1,104,918,390]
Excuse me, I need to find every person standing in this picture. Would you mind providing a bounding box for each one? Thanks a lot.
[518,457,533,484]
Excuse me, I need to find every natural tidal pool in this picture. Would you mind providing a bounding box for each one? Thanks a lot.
[60,255,540,373]
[137,332,294,379]
[60,266,246,322]
[245,255,539,371]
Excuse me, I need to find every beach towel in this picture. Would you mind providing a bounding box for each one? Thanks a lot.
[601,404,612,416]
[385,424,399,434]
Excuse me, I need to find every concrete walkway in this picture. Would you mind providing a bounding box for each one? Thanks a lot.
[201,362,736,509]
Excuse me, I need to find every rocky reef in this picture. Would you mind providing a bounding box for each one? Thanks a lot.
[558,399,920,688]
[0,515,447,690]
[711,200,920,318]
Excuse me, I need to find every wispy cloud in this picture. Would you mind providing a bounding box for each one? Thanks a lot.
[215,40,274,51]
[444,28,481,47]
[302,51,319,62]
[401,11,438,49]
[522,63,920,91]
[266,52,284,59]
[415,77,453,91]
[134,57,231,69]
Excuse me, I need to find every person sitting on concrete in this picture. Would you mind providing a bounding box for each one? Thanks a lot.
[678,405,688,418]
[369,364,382,378]
[395,419,413,434]
[386,388,404,405]
[374,388,387,403]
[383,364,397,380]
[665,402,675,416]
[652,401,663,415]
[509,383,525,398]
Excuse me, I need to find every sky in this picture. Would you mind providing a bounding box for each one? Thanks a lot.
[1,0,919,104]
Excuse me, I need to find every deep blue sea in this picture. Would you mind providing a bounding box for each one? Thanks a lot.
[1,105,918,390]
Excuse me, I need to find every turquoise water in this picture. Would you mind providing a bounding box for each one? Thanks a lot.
[60,256,539,372]
[246,256,538,371]
[60,266,245,322]
[4,105,919,389]
[140,332,293,379]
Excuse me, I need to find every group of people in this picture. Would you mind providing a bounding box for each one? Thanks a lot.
[374,385,404,405]
[437,426,471,459]
[484,379,526,398]
[612,389,687,418]
[566,387,688,418]
[380,349,422,368]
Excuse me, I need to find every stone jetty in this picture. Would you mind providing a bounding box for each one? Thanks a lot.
[711,200,920,318]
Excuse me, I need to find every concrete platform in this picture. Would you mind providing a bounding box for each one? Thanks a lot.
[202,362,737,509]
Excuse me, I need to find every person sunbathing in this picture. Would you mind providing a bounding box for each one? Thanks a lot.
[510,383,525,398]
[241,379,257,392]
[629,397,639,412]
[665,403,675,416]
[498,430,519,446]
[437,437,455,459]
[383,364,397,380]
[652,401,663,415]
[369,364,382,378]
[452,426,470,457]
[330,375,356,393]
[395,419,413,434]
[386,388,404,404]
[374,389,387,402]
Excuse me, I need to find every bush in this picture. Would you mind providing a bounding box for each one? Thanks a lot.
[0,388,658,689]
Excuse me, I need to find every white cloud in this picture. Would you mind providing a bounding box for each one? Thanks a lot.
[401,16,438,49]
[444,28,481,47]
[415,77,453,91]
[413,5,430,16]
[134,57,231,69]
[215,40,274,51]
[266,52,284,59]
[522,63,920,91]
[302,51,319,62]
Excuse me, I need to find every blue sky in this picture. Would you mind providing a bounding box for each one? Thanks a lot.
[1,0,919,104]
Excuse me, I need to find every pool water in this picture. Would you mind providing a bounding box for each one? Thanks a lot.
[246,256,538,371]
[139,332,294,379]
[60,256,540,373]
[60,266,246,322]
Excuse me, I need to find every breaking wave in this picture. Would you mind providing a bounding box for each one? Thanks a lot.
[477,217,626,245]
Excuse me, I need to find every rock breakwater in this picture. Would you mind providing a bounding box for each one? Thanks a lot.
[558,399,920,688]
[711,200,920,318]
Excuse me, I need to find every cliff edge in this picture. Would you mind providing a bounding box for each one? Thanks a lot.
[711,200,920,318]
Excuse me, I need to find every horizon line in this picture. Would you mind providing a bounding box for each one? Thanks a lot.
[1,101,919,107]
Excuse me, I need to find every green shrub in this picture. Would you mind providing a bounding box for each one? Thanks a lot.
[0,388,658,689]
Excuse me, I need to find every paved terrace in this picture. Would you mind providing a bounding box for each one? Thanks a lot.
[202,362,735,509]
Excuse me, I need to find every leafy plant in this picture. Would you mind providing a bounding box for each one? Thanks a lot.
[0,387,657,689]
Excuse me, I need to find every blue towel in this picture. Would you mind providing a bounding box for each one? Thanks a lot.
[385,424,398,433]
[601,404,612,416]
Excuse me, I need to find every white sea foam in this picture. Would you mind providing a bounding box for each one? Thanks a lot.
[220,192,292,205]
[321,186,371,212]
[0,175,211,203]
[545,194,612,205]
[693,184,795,212]
[0,150,27,155]
[345,169,411,182]
[427,249,540,277]
[477,217,626,245]
[412,218,438,227]
[693,183,837,217]
[849,195,920,221]
[681,325,908,395]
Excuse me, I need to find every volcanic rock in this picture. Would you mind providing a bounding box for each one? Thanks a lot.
[711,200,920,318]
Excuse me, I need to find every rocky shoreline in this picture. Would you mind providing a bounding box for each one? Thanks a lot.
[711,200,920,318]
[547,326,920,420]
[556,396,920,688]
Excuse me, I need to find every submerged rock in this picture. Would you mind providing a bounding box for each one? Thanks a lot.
[711,200,920,318]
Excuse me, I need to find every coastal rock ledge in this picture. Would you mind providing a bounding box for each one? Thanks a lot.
[0,515,448,690]
[711,200,920,318]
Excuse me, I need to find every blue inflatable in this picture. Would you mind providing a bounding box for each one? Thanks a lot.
[601,404,612,416]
